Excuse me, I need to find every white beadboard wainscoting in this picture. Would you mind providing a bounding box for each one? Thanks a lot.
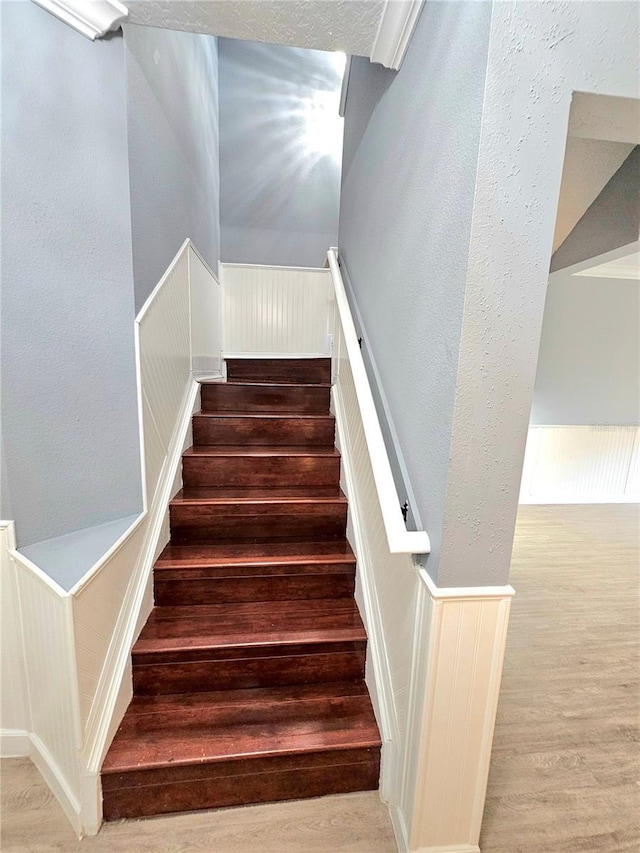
[0,240,222,836]
[327,249,513,853]
[221,262,333,358]
[519,425,640,504]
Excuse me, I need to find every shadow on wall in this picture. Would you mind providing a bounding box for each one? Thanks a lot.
[219,38,345,267]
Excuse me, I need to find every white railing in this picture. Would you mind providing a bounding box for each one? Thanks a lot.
[327,249,430,555]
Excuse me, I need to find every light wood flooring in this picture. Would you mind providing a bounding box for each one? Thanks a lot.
[1,504,638,852]
[481,504,640,853]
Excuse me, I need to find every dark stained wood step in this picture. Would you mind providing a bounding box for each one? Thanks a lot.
[226,358,331,386]
[169,486,348,542]
[182,445,341,488]
[192,412,335,447]
[101,683,379,820]
[201,381,330,415]
[132,599,366,694]
[154,539,356,605]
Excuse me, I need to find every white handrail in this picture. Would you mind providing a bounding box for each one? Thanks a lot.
[327,248,431,555]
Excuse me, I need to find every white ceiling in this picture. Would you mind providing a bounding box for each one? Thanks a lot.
[124,0,384,57]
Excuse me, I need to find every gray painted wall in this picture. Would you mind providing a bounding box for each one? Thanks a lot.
[125,25,220,312]
[1,1,142,547]
[551,146,640,272]
[531,274,640,426]
[340,1,639,586]
[219,38,342,267]
[339,1,493,580]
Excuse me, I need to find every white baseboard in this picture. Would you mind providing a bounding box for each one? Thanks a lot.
[222,351,328,359]
[413,846,480,853]
[389,801,410,853]
[0,729,30,757]
[30,733,82,838]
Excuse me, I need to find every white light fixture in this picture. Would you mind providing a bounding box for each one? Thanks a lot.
[302,90,344,161]
[31,0,128,40]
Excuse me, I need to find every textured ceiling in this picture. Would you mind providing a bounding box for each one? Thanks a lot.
[125,1,384,56]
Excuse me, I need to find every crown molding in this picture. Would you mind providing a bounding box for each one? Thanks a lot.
[31,0,128,40]
[370,0,424,70]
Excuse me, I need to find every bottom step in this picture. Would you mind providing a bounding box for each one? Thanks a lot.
[102,682,381,820]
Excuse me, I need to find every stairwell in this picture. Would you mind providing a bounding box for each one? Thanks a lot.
[101,358,381,820]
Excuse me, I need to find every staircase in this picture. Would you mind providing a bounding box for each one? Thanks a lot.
[101,358,381,821]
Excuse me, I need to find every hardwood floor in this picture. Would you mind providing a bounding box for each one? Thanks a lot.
[481,503,640,853]
[2,504,637,850]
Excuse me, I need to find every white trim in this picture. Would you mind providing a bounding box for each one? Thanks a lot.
[328,249,430,555]
[137,238,191,324]
[418,568,514,601]
[369,0,424,70]
[413,846,480,853]
[0,730,31,757]
[67,514,146,596]
[389,802,410,853]
[30,733,82,838]
[31,0,128,40]
[222,351,328,360]
[220,262,328,274]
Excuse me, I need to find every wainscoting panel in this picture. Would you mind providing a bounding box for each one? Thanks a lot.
[519,425,640,503]
[221,263,332,357]
[403,575,513,853]
[0,522,30,754]
[189,245,222,376]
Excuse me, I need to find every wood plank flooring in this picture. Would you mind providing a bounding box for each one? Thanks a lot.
[2,504,637,851]
[480,503,640,853]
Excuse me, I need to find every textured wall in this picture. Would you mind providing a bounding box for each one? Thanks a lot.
[125,25,220,312]
[219,38,342,267]
[339,0,640,586]
[126,0,383,57]
[531,274,640,426]
[551,146,640,272]
[0,2,142,547]
[339,1,493,575]
[439,1,639,586]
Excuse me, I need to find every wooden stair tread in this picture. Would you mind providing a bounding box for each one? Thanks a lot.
[183,445,340,458]
[155,539,355,570]
[134,599,365,653]
[193,412,334,420]
[102,682,379,774]
[171,486,346,504]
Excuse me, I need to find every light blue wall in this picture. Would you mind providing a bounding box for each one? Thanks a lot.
[219,38,342,267]
[531,273,640,426]
[124,25,220,312]
[1,1,142,547]
[338,1,493,579]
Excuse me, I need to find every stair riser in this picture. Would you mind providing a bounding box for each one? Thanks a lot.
[133,648,366,694]
[201,383,330,414]
[170,503,347,542]
[154,573,355,605]
[182,455,341,488]
[192,415,335,447]
[103,750,379,821]
[226,358,331,386]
